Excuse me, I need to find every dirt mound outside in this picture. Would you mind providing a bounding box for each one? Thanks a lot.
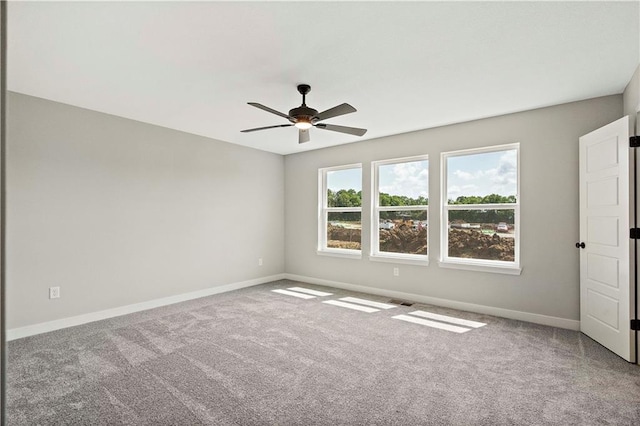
[379,227,427,255]
[328,225,427,255]
[327,225,514,261]
[448,229,514,261]
[327,225,362,250]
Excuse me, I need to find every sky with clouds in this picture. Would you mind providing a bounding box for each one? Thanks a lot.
[327,168,362,192]
[378,160,428,198]
[447,149,517,199]
[326,149,517,200]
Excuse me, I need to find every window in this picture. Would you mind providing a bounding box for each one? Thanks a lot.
[318,164,362,257]
[441,144,520,273]
[371,156,429,264]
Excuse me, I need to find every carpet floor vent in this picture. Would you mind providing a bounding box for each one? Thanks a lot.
[389,299,414,307]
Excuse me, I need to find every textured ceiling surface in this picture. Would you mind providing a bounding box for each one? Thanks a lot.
[8,1,640,155]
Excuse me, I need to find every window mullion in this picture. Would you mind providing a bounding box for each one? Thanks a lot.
[325,207,362,213]
[446,203,517,210]
[378,205,428,211]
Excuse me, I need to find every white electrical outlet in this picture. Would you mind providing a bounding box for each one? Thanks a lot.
[258,258,263,266]
[393,267,400,277]
[49,286,60,299]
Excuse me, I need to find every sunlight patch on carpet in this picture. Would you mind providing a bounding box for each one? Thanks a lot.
[339,297,396,310]
[322,300,380,313]
[392,314,471,333]
[287,287,333,297]
[271,289,316,299]
[408,310,486,329]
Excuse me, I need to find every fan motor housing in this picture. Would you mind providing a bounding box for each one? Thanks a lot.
[289,106,319,122]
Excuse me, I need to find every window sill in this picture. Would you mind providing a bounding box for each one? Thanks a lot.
[317,249,362,260]
[438,259,522,275]
[369,254,429,266]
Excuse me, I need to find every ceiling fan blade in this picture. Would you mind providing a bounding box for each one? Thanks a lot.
[247,102,291,120]
[315,123,367,136]
[299,129,310,144]
[314,103,357,122]
[240,124,293,133]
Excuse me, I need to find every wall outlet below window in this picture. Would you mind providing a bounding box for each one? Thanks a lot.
[393,267,400,277]
[49,286,60,299]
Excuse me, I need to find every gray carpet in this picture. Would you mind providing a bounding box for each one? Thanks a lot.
[7,279,640,425]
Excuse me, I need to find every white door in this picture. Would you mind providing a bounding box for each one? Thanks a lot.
[579,116,635,362]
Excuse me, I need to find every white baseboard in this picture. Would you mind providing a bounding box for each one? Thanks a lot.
[8,272,580,340]
[7,274,286,341]
[285,273,580,331]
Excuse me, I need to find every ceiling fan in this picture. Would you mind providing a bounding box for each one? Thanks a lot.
[241,84,367,144]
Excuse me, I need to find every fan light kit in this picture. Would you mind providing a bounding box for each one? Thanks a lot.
[295,119,312,130]
[241,84,367,144]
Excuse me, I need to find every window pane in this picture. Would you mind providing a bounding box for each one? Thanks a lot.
[447,149,517,204]
[378,160,428,206]
[327,168,362,207]
[379,210,427,255]
[327,212,361,250]
[448,209,515,262]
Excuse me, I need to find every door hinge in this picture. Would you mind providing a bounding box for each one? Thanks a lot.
[631,228,640,239]
[631,136,640,148]
[631,319,640,331]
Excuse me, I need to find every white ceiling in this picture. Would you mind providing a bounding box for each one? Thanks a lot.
[8,1,640,155]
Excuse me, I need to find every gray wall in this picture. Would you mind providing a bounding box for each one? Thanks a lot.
[623,64,639,135]
[5,91,628,329]
[285,95,622,322]
[7,92,285,329]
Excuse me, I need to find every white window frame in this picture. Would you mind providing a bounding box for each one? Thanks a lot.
[439,144,521,275]
[317,163,362,259]
[370,155,429,266]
